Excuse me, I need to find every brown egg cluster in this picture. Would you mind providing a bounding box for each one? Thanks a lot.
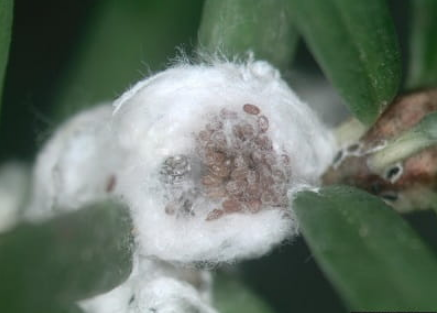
[196,104,291,221]
[160,104,291,220]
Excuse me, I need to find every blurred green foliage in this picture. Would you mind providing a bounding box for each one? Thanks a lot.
[287,0,401,125]
[408,0,437,89]
[0,0,13,117]
[54,0,204,121]
[198,0,298,69]
[295,186,437,310]
[0,201,133,312]
[214,273,275,313]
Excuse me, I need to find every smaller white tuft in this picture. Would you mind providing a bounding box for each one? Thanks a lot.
[26,104,119,220]
[80,258,215,313]
[0,162,31,232]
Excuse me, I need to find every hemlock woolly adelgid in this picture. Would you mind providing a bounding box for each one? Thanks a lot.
[27,60,335,264]
[27,60,335,313]
[112,60,335,263]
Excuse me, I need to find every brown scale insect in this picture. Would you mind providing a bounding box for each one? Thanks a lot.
[231,167,249,181]
[202,174,223,186]
[240,123,256,140]
[243,104,261,115]
[262,153,277,168]
[205,186,227,199]
[198,130,212,143]
[206,208,225,221]
[222,198,242,213]
[196,104,291,222]
[250,150,264,164]
[209,161,231,178]
[260,172,275,188]
[205,150,226,166]
[233,124,255,141]
[210,131,228,151]
[246,183,262,198]
[246,170,260,184]
[225,180,247,197]
[233,154,250,169]
[255,135,273,151]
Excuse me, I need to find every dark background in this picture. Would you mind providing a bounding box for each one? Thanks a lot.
[1,1,433,312]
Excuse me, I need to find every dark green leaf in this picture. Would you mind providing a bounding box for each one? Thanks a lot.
[407,0,437,89]
[287,0,401,125]
[198,0,298,70]
[0,0,13,114]
[294,186,437,310]
[54,0,203,121]
[0,201,133,312]
[214,273,274,313]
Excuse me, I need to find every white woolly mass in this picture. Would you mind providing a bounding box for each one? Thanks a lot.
[26,104,119,220]
[113,61,333,182]
[112,60,335,263]
[81,258,215,313]
[0,162,30,232]
[132,277,218,313]
[27,60,335,265]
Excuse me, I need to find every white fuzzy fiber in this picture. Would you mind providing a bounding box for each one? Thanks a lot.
[0,162,30,232]
[26,104,119,220]
[27,60,335,264]
[81,258,215,313]
[112,60,335,263]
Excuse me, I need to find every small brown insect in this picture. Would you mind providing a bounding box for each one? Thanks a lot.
[233,154,249,169]
[225,180,247,196]
[246,183,262,197]
[105,175,117,192]
[261,189,276,204]
[205,186,227,199]
[209,162,231,178]
[210,131,228,150]
[246,170,260,185]
[255,135,273,151]
[202,174,223,186]
[243,104,261,115]
[205,150,226,165]
[206,208,224,221]
[230,167,249,181]
[240,123,255,140]
[222,198,242,213]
